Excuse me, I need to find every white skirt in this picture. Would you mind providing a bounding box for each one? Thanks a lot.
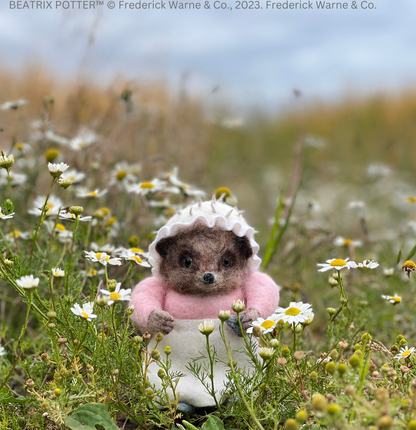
[146,319,254,407]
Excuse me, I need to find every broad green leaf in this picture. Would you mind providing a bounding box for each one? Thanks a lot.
[406,245,416,261]
[201,416,226,430]
[65,403,119,430]
[180,421,199,430]
[0,386,27,404]
[396,249,402,265]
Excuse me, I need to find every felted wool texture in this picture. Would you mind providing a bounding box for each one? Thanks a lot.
[146,319,255,407]
[157,222,253,297]
[149,199,261,279]
[130,272,280,330]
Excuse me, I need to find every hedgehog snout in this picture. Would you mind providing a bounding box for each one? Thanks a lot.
[203,273,215,284]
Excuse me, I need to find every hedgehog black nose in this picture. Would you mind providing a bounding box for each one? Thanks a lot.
[203,273,215,284]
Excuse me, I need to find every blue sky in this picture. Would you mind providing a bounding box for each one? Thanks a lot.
[1,0,415,111]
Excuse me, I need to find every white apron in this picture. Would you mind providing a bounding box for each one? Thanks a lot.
[146,319,254,407]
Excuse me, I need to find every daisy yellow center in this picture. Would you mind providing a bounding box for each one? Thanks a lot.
[402,260,416,269]
[106,216,117,226]
[88,270,97,275]
[95,253,110,261]
[408,197,416,203]
[140,182,154,189]
[344,239,352,246]
[183,184,189,189]
[81,312,89,319]
[285,307,301,316]
[393,297,401,303]
[132,256,142,263]
[130,247,143,253]
[110,292,121,301]
[55,224,66,231]
[0,212,3,216]
[16,143,23,150]
[167,208,175,216]
[116,171,127,181]
[261,320,276,329]
[330,259,347,267]
[78,141,87,148]
[11,230,21,238]
[47,202,54,208]
[87,191,98,196]
[99,207,111,216]
[402,350,411,357]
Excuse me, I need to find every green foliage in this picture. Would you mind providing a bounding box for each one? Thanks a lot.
[65,403,119,430]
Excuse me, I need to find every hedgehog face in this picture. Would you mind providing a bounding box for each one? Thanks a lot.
[156,222,253,297]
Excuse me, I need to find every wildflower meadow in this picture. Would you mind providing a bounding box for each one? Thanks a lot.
[2,73,416,430]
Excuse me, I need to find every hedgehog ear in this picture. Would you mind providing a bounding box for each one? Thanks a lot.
[235,236,253,259]
[155,237,176,259]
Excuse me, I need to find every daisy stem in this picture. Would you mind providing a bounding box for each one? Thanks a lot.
[0,225,13,256]
[205,333,220,410]
[30,178,55,264]
[111,304,119,346]
[65,216,80,294]
[219,321,265,430]
[10,219,20,253]
[236,312,261,369]
[49,275,56,312]
[293,323,297,351]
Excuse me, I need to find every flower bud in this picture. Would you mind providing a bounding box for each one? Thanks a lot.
[218,310,231,321]
[107,279,118,292]
[150,349,160,361]
[377,416,393,429]
[311,394,328,412]
[164,346,171,356]
[157,369,165,379]
[277,357,287,366]
[325,362,336,375]
[86,364,94,374]
[41,353,49,362]
[26,379,35,389]
[327,307,336,316]
[326,404,341,416]
[282,347,290,357]
[349,355,360,369]
[252,326,262,337]
[232,300,245,313]
[259,348,274,360]
[47,311,57,319]
[375,387,389,402]
[295,409,308,424]
[58,337,67,345]
[345,385,356,396]
[270,339,280,349]
[408,420,416,430]
[155,332,164,343]
[294,351,304,361]
[284,419,299,430]
[337,363,347,376]
[340,298,348,305]
[58,179,73,189]
[329,349,339,361]
[310,371,318,382]
[2,199,14,215]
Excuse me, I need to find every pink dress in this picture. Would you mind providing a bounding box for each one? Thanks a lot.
[130,271,280,407]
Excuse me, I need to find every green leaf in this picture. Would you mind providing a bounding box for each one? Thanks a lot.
[0,387,27,404]
[65,403,119,430]
[406,245,416,261]
[201,416,226,430]
[180,421,199,430]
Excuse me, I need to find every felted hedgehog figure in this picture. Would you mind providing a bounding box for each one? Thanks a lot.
[130,197,280,409]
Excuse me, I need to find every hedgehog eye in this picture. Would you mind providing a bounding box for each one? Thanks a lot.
[223,258,230,267]
[184,257,192,268]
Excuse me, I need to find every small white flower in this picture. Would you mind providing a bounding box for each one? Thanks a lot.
[333,236,362,248]
[126,178,167,196]
[1,99,27,110]
[48,162,69,177]
[100,283,131,305]
[198,320,215,335]
[51,268,65,277]
[59,211,92,222]
[316,355,332,364]
[395,346,415,361]
[28,195,63,217]
[247,317,277,334]
[381,294,401,305]
[357,259,379,269]
[165,167,206,198]
[84,250,122,266]
[6,230,30,241]
[60,169,86,184]
[75,188,107,198]
[80,268,105,277]
[70,302,97,321]
[348,201,366,218]
[69,131,97,151]
[317,258,358,272]
[258,347,274,359]
[384,268,394,277]
[274,302,313,325]
[0,154,14,170]
[0,345,6,356]
[0,170,27,186]
[16,274,39,290]
[0,206,14,220]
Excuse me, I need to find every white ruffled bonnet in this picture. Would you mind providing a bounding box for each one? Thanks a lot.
[149,197,262,278]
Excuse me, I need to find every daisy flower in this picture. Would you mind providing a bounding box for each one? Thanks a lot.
[381,294,401,305]
[1,99,27,110]
[75,188,107,198]
[80,268,105,277]
[395,346,416,361]
[90,242,116,254]
[198,320,215,335]
[0,345,6,356]
[165,167,206,198]
[0,170,27,186]
[51,268,65,277]
[48,162,69,177]
[317,258,358,272]
[126,178,168,196]
[0,154,14,170]
[44,130,70,146]
[247,317,277,334]
[402,260,416,278]
[333,236,362,248]
[109,162,138,188]
[6,230,30,241]
[100,283,131,305]
[357,259,379,269]
[60,169,86,184]
[84,251,122,266]
[28,195,63,217]
[0,206,14,220]
[59,210,92,222]
[16,274,39,290]
[274,302,313,325]
[384,268,394,277]
[69,131,97,151]
[70,302,97,321]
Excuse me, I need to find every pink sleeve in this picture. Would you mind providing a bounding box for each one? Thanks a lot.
[243,272,280,319]
[130,277,167,329]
